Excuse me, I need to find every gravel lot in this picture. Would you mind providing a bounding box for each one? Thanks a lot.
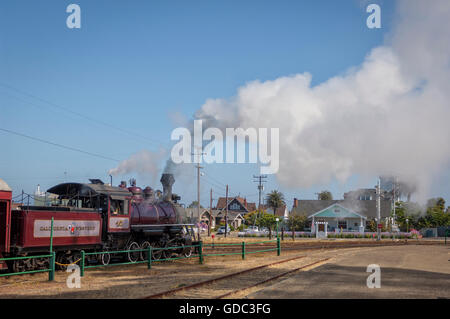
[0,239,445,299]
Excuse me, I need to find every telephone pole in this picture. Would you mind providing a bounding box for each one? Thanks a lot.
[209,188,213,236]
[192,148,206,222]
[376,178,381,241]
[253,175,267,211]
[225,184,228,238]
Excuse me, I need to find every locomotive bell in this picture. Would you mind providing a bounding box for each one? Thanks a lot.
[160,173,175,202]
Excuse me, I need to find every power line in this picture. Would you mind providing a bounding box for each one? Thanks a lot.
[0,127,120,162]
[203,171,228,188]
[0,82,168,148]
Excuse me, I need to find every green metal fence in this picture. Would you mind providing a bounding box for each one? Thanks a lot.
[0,252,56,280]
[202,238,281,259]
[80,243,202,277]
[0,217,56,281]
[0,230,282,281]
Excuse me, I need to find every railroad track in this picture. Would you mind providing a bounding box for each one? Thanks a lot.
[201,240,410,255]
[143,254,331,299]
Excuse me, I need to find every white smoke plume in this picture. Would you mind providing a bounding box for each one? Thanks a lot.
[194,0,450,202]
[108,149,167,185]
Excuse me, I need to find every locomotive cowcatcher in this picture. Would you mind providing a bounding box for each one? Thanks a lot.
[0,174,198,273]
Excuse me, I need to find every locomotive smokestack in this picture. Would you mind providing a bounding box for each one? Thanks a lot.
[160,173,175,202]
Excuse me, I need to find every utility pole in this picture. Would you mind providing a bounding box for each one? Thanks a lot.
[376,178,381,241]
[225,184,228,238]
[192,148,205,223]
[209,188,213,237]
[253,175,267,212]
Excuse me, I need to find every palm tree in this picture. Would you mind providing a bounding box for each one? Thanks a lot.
[265,190,286,213]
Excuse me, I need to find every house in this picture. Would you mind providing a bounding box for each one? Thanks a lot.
[215,196,256,214]
[290,188,392,232]
[308,203,367,233]
[214,210,245,229]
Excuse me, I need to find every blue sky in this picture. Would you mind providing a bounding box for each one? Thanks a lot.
[1,0,423,208]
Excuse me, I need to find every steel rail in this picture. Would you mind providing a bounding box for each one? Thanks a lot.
[143,254,307,299]
[215,257,331,299]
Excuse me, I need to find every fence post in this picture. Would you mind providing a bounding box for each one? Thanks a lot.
[49,217,54,253]
[242,241,245,260]
[277,237,281,256]
[48,251,55,281]
[199,241,203,264]
[80,250,85,277]
[147,246,152,269]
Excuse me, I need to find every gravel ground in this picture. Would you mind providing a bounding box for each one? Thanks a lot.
[0,239,444,299]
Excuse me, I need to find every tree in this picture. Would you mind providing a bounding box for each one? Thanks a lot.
[287,215,307,231]
[408,198,450,229]
[266,190,285,212]
[318,190,333,200]
[256,213,277,239]
[366,219,377,232]
[243,210,259,225]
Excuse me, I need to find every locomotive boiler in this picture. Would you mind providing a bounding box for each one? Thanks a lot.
[0,174,196,273]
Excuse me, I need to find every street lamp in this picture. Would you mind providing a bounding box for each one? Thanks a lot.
[406,218,409,233]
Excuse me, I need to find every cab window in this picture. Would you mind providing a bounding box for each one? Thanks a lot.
[110,199,129,215]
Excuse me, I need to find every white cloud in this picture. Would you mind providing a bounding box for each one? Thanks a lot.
[194,0,450,202]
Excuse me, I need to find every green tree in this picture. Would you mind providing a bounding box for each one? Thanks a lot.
[366,219,377,232]
[256,213,277,239]
[266,190,285,212]
[287,215,307,231]
[243,210,259,225]
[318,190,333,200]
[416,198,450,229]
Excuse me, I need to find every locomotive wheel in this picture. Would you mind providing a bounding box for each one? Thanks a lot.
[127,242,140,263]
[12,259,27,273]
[140,241,151,261]
[183,246,193,258]
[151,242,164,261]
[99,252,111,266]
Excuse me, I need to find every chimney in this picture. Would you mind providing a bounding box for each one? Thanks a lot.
[293,198,298,208]
[244,198,247,209]
[160,173,175,202]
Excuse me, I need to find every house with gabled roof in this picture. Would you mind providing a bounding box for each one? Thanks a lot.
[215,196,256,214]
[290,188,392,232]
[308,203,367,233]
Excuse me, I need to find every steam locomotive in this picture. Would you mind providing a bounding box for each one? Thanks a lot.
[0,174,197,273]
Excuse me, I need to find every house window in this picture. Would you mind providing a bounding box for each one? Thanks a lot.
[229,202,241,210]
[338,221,347,229]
